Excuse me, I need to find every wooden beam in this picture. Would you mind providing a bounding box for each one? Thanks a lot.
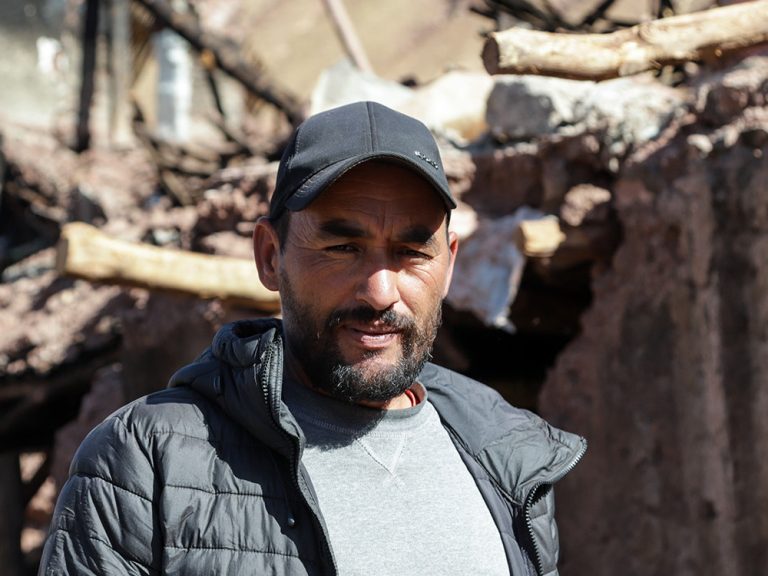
[483,0,768,80]
[75,0,100,152]
[132,0,304,126]
[320,0,374,73]
[56,222,281,310]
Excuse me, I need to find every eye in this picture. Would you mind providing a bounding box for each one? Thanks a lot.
[325,244,359,253]
[398,247,430,259]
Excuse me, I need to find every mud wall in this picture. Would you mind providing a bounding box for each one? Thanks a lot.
[541,59,768,576]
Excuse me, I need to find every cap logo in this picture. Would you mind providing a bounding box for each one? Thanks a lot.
[414,150,438,170]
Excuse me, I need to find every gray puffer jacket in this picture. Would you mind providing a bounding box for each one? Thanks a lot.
[40,319,586,576]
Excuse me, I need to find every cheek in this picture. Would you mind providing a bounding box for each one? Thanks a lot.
[283,251,343,287]
[281,258,354,312]
[399,267,449,311]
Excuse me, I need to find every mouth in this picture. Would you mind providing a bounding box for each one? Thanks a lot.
[342,323,402,350]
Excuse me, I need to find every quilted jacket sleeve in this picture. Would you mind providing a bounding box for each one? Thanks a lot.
[38,412,160,576]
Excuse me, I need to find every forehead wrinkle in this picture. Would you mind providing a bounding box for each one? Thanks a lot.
[312,198,408,235]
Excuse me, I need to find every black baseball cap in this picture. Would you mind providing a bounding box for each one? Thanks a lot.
[269,101,456,219]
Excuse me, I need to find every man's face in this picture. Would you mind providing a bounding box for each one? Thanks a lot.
[265,161,458,405]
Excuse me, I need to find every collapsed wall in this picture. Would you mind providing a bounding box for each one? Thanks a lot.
[541,57,768,576]
[3,37,767,574]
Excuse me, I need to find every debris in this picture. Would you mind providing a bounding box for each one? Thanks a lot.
[448,207,549,331]
[132,0,304,125]
[486,75,594,140]
[516,216,566,257]
[312,61,493,142]
[310,59,414,116]
[486,74,685,150]
[74,0,100,152]
[560,184,612,227]
[2,4,768,573]
[320,0,374,74]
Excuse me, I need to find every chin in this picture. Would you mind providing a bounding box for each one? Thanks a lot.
[345,349,400,371]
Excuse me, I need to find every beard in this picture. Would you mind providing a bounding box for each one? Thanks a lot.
[279,274,442,404]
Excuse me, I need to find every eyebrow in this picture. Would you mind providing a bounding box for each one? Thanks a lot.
[318,219,366,239]
[318,218,440,247]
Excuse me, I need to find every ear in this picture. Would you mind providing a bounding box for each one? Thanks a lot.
[253,216,281,292]
[442,230,459,298]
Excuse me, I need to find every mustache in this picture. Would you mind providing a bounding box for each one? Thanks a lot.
[325,306,415,331]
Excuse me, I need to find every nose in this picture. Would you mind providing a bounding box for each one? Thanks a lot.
[355,265,401,311]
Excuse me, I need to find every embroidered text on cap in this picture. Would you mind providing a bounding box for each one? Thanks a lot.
[414,150,438,170]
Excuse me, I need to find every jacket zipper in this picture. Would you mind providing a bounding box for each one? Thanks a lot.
[522,438,587,576]
[258,340,339,575]
[442,418,586,576]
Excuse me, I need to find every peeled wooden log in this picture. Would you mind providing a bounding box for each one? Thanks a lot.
[483,0,768,80]
[56,222,280,310]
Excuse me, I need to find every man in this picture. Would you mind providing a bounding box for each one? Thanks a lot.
[40,102,585,576]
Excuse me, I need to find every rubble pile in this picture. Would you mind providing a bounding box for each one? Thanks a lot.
[1,1,766,574]
[5,51,768,576]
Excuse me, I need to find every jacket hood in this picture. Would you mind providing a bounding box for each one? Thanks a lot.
[168,319,300,458]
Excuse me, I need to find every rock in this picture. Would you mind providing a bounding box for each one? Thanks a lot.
[447,207,548,331]
[560,184,612,227]
[694,56,768,126]
[486,74,685,160]
[486,75,594,141]
[603,0,658,23]
[118,290,252,400]
[547,0,605,26]
[311,60,493,142]
[400,71,494,142]
[579,75,685,159]
[310,59,414,116]
[453,131,607,217]
[671,0,717,14]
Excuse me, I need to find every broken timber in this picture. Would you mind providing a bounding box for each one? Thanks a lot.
[56,222,280,310]
[320,0,374,73]
[132,0,305,125]
[55,215,607,311]
[483,0,768,80]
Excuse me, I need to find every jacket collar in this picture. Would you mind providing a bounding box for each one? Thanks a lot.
[422,363,586,506]
[168,319,300,458]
